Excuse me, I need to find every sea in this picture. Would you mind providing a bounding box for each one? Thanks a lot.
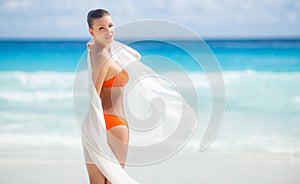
[0,38,299,162]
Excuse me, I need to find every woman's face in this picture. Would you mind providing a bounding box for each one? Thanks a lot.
[89,15,115,46]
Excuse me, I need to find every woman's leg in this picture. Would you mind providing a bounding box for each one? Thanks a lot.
[86,164,106,184]
[106,125,129,184]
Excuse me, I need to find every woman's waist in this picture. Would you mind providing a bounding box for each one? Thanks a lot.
[103,108,125,118]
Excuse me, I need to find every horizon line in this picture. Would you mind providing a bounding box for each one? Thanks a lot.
[1,36,300,42]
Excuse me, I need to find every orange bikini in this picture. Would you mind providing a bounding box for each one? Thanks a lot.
[102,69,129,88]
[102,69,129,130]
[104,114,128,130]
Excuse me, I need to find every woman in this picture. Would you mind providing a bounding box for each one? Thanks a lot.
[84,9,134,184]
[81,9,197,184]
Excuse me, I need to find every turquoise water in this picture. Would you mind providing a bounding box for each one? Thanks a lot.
[1,39,299,72]
[0,39,299,157]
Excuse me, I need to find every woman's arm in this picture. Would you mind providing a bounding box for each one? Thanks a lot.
[92,54,110,96]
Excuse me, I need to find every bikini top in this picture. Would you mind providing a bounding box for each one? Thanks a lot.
[102,69,129,88]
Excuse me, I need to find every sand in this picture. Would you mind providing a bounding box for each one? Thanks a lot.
[0,146,299,184]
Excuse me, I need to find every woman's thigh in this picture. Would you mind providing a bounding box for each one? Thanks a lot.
[86,164,105,184]
[107,125,129,167]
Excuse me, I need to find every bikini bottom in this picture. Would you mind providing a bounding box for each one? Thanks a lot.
[104,114,128,130]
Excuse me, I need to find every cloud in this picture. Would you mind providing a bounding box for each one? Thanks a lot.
[2,0,35,10]
[0,0,299,38]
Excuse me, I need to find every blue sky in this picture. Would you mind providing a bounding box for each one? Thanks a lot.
[0,0,300,39]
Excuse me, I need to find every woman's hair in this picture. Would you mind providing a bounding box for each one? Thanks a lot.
[87,9,111,28]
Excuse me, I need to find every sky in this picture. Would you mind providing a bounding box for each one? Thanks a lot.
[0,0,300,39]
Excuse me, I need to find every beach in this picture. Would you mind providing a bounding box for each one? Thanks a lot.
[0,146,299,184]
[0,39,299,183]
[127,150,300,184]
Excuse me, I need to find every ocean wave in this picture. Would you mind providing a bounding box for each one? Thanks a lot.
[1,70,299,110]
[0,70,299,157]
[0,91,73,102]
[0,133,81,147]
[1,70,299,87]
[207,133,300,156]
[0,71,88,102]
[0,71,75,90]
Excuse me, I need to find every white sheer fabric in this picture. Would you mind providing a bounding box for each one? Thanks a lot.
[81,39,197,183]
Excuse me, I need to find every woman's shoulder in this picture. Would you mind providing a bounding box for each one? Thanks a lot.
[96,51,111,62]
[92,52,114,72]
[88,42,111,63]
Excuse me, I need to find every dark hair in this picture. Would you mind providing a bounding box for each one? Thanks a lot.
[87,9,111,28]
